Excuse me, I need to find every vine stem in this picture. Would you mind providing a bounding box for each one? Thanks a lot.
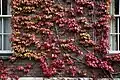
[54,24,86,66]
[109,72,114,79]
[81,46,90,53]
[102,69,110,78]
[102,69,114,79]
[74,33,90,53]
[70,56,86,65]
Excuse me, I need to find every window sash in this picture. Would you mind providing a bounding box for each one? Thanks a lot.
[0,0,12,54]
[109,0,120,53]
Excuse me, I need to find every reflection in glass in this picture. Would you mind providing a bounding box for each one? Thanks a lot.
[4,35,11,50]
[112,17,118,33]
[4,18,11,33]
[111,34,118,50]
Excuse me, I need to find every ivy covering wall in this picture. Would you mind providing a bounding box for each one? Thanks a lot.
[1,0,120,79]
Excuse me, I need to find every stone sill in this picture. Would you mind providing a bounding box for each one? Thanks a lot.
[15,77,119,80]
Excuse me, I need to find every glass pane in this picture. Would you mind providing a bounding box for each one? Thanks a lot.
[7,0,11,15]
[111,34,118,50]
[0,35,2,50]
[4,35,11,50]
[2,0,11,15]
[0,1,1,15]
[4,18,11,33]
[2,0,7,15]
[115,0,119,14]
[0,18,2,33]
[112,17,118,33]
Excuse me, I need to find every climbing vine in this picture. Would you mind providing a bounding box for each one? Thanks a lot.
[1,0,120,79]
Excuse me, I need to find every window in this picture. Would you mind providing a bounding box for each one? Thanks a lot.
[110,0,120,53]
[0,0,12,54]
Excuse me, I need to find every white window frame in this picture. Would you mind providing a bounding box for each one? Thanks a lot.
[0,0,12,54]
[109,0,120,53]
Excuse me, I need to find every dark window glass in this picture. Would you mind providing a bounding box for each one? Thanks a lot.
[2,0,8,15]
[115,0,119,14]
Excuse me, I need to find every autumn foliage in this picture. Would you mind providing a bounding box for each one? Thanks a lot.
[0,0,119,79]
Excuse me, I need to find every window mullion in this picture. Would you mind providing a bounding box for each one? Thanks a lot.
[0,0,2,15]
[0,15,12,17]
[0,33,11,35]
[110,33,119,34]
